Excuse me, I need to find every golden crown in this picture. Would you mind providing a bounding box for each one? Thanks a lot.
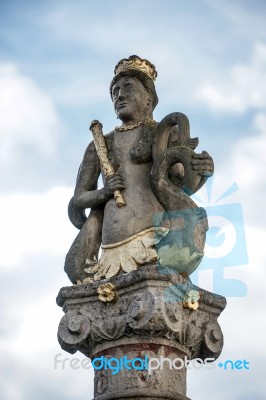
[114,55,157,81]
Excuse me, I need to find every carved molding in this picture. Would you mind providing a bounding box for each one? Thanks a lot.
[57,264,226,360]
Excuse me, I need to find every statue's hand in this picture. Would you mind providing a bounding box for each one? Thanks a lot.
[191,151,214,177]
[104,173,125,199]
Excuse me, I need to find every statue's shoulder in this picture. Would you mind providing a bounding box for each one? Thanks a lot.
[104,130,116,149]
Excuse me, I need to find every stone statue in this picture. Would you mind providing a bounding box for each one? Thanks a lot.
[57,56,226,400]
[65,55,214,285]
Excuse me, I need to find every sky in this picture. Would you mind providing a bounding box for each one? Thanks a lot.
[0,0,266,399]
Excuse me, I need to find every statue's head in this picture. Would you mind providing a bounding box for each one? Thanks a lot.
[110,55,158,123]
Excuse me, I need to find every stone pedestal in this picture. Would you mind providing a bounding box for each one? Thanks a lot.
[92,341,189,400]
[57,264,226,399]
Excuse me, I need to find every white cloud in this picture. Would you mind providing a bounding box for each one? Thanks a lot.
[0,118,265,399]
[0,64,61,163]
[188,110,266,398]
[1,2,265,398]
[185,144,262,351]
[217,111,266,229]
[0,186,75,267]
[229,112,266,186]
[188,225,266,400]
[196,43,266,113]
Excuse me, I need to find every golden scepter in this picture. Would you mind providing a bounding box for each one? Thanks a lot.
[89,120,126,207]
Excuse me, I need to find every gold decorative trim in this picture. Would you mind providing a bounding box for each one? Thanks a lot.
[115,119,156,132]
[114,55,157,81]
[101,227,168,249]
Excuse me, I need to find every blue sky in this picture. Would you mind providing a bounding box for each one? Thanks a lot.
[0,0,266,399]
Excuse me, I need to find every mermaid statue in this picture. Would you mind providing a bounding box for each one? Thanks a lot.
[64,55,214,285]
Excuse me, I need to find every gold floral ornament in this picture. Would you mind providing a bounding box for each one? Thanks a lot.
[183,290,200,311]
[97,283,117,303]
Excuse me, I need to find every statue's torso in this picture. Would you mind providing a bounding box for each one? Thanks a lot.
[102,127,164,245]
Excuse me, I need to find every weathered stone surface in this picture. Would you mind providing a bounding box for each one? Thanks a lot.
[57,55,224,399]
[57,264,225,399]
[92,343,190,399]
[64,56,214,285]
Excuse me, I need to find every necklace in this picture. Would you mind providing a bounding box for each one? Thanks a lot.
[115,118,156,132]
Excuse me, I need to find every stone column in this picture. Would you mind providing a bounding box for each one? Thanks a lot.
[57,264,226,400]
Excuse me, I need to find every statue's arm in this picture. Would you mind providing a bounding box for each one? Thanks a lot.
[69,140,125,229]
[68,141,106,229]
[73,139,126,207]
[73,141,107,206]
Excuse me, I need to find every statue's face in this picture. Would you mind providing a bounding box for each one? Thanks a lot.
[111,76,151,123]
